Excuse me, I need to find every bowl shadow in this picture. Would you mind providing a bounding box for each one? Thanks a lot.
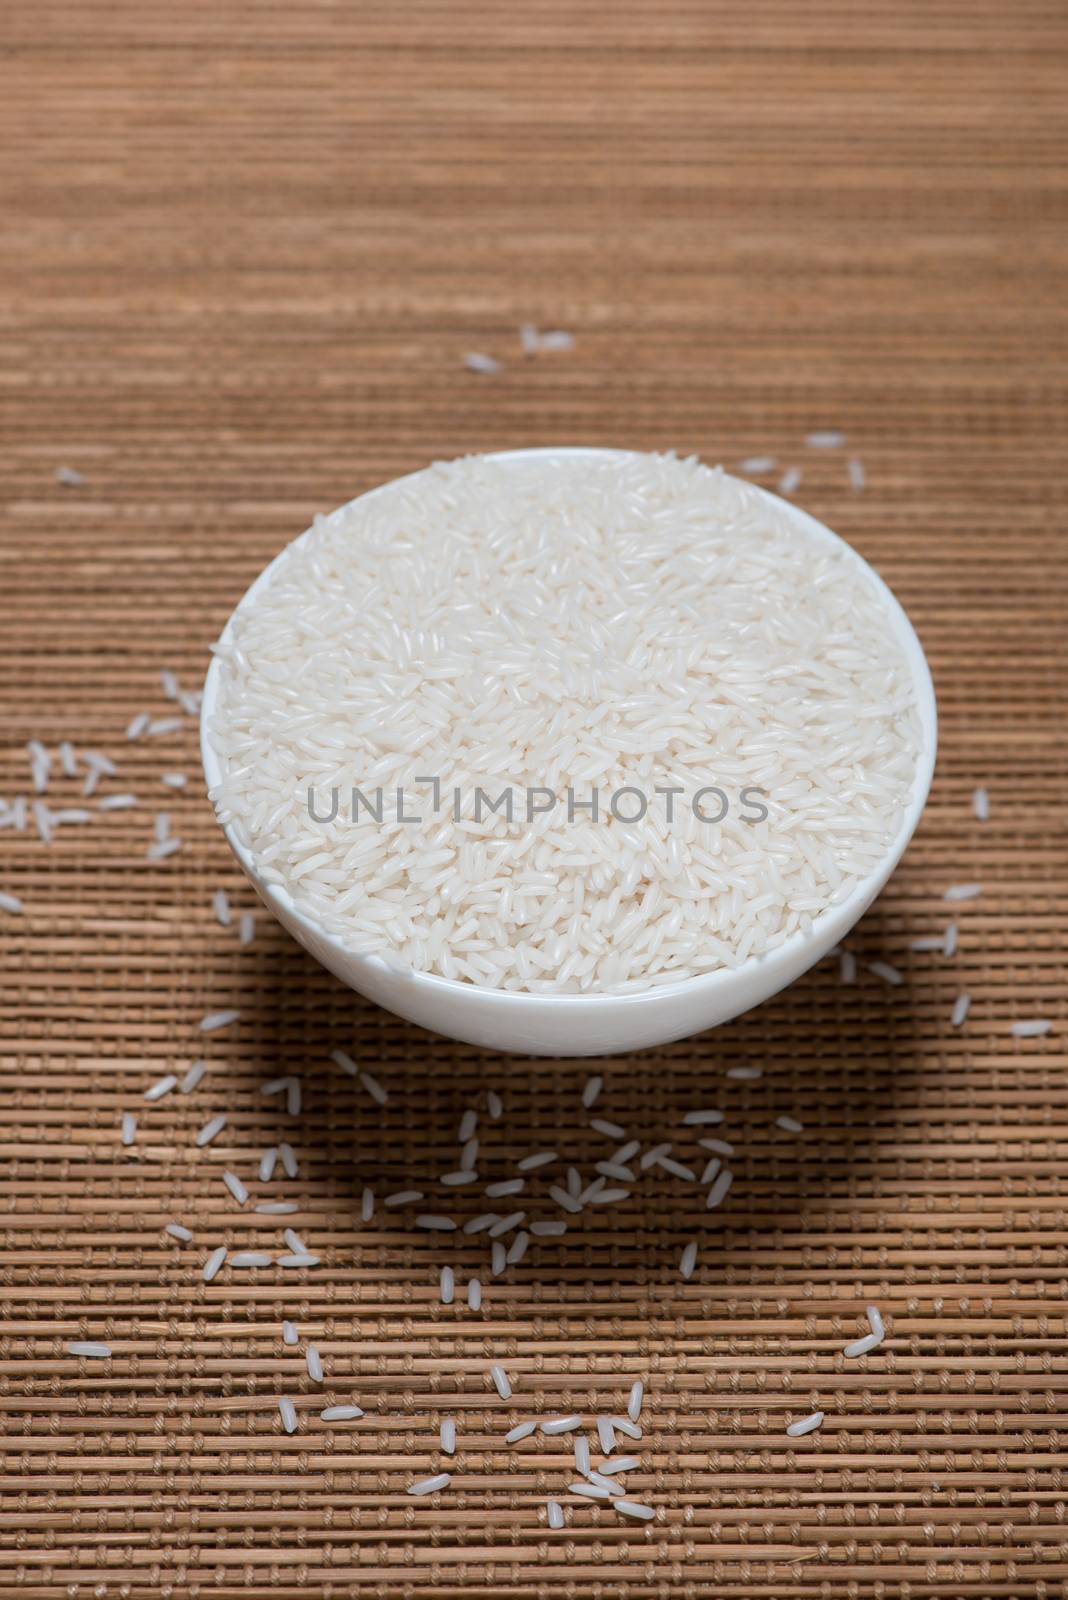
[230,893,928,1313]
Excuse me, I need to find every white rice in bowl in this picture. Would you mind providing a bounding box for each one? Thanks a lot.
[206,451,922,993]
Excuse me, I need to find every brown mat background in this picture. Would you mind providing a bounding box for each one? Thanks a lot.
[2,2,1067,1595]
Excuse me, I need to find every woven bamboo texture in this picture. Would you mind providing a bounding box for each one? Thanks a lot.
[2,2,1067,1595]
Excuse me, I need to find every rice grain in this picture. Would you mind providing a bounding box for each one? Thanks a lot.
[202,1246,227,1282]
[786,1411,824,1437]
[490,1364,513,1400]
[408,1473,451,1495]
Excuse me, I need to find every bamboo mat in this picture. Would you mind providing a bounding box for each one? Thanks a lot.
[2,2,1067,1595]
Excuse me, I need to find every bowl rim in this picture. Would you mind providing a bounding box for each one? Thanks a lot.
[200,446,938,1010]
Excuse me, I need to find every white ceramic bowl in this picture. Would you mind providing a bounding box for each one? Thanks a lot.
[201,448,937,1057]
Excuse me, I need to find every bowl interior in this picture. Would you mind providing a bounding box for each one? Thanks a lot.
[201,447,937,1015]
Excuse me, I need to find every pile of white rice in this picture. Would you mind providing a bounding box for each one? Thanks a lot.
[207,451,921,993]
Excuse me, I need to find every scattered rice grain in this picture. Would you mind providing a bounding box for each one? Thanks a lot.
[844,1331,882,1358]
[222,1171,248,1205]
[144,1074,177,1102]
[202,1246,227,1282]
[464,1213,498,1234]
[590,1118,626,1139]
[582,1075,603,1108]
[360,1070,388,1106]
[490,1364,512,1400]
[615,1500,655,1520]
[518,1150,556,1171]
[200,1009,240,1032]
[612,1416,641,1443]
[147,836,182,861]
[408,1472,451,1495]
[652,1156,694,1181]
[181,1060,207,1093]
[485,1178,524,1199]
[488,1211,525,1237]
[541,1415,581,1434]
[699,1137,734,1156]
[786,1411,824,1437]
